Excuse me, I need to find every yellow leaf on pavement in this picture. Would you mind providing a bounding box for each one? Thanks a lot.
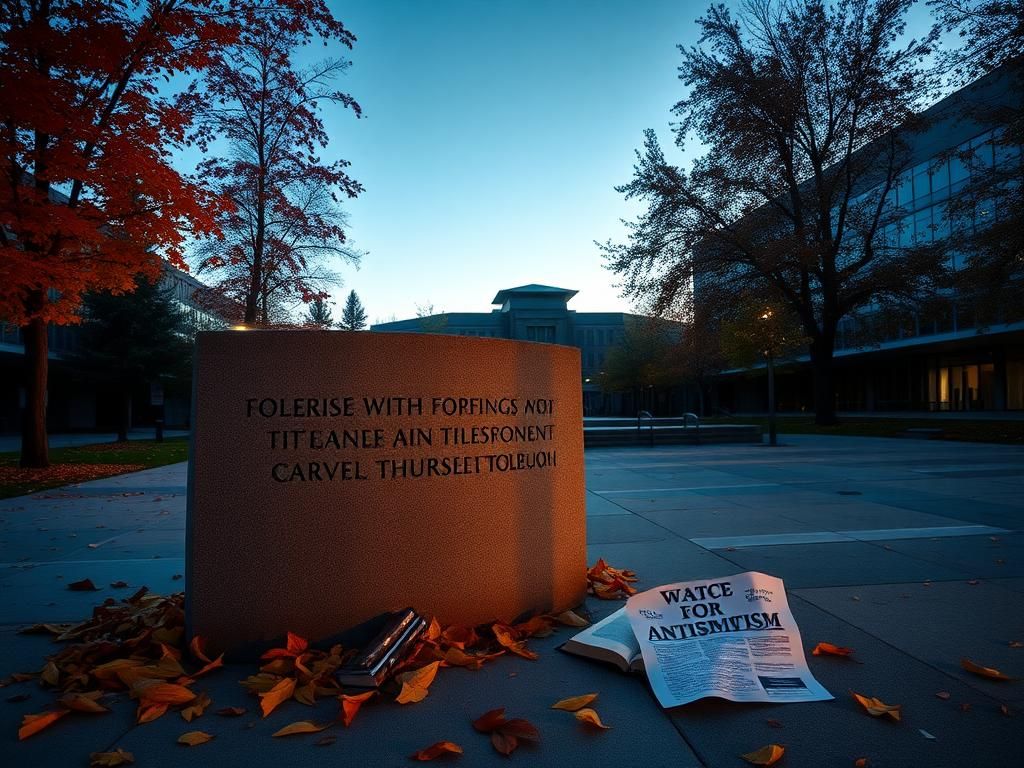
[852,692,902,721]
[272,720,331,737]
[259,677,296,717]
[551,693,598,711]
[574,707,611,729]
[961,657,1015,681]
[177,731,213,746]
[89,748,135,767]
[740,744,785,766]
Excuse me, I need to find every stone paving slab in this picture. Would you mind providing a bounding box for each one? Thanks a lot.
[793,580,1024,705]
[585,514,675,545]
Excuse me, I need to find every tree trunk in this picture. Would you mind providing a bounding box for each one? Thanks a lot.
[810,337,839,425]
[117,386,132,442]
[20,316,49,468]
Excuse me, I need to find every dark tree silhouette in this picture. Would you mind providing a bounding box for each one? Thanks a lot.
[339,290,368,331]
[601,0,941,424]
[306,298,334,328]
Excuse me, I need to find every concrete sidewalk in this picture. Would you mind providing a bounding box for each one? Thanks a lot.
[3,435,1022,767]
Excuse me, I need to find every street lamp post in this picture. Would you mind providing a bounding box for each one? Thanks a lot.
[761,310,778,447]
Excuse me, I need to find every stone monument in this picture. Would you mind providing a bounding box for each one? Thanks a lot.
[186,331,586,652]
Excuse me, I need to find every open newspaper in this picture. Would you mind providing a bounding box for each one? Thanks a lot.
[561,606,642,672]
[625,571,833,707]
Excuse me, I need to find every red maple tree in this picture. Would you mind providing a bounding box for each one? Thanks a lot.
[185,1,363,325]
[0,1,233,467]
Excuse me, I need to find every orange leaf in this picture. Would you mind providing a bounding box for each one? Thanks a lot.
[411,741,464,761]
[59,691,109,713]
[551,693,598,711]
[854,759,869,767]
[961,657,1014,681]
[498,718,540,742]
[190,635,211,664]
[177,731,213,746]
[473,707,506,732]
[89,748,135,767]
[574,707,611,729]
[740,744,785,766]
[181,692,211,722]
[259,677,296,717]
[490,731,518,755]
[813,642,855,657]
[852,692,902,721]
[395,661,440,704]
[293,681,317,706]
[272,720,332,737]
[492,625,539,660]
[338,691,375,727]
[192,654,224,679]
[132,680,196,705]
[18,709,69,740]
[136,702,168,724]
[514,616,554,638]
[425,617,442,642]
[442,625,479,650]
[216,706,246,717]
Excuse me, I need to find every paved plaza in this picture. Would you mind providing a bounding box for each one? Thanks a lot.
[3,435,1023,767]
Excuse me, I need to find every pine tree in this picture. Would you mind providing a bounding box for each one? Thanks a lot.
[340,290,368,331]
[306,298,334,327]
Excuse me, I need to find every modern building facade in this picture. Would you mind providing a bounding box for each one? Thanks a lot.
[0,261,226,433]
[716,66,1022,414]
[371,284,665,415]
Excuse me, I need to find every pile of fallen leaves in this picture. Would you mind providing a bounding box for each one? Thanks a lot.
[8,562,614,760]
[586,558,638,600]
[0,463,145,489]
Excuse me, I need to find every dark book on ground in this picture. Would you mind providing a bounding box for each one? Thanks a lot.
[336,608,426,688]
[561,607,643,673]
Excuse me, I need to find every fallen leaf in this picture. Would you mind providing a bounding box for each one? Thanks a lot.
[192,654,224,679]
[1009,641,1023,649]
[110,581,129,589]
[491,730,518,755]
[740,744,785,766]
[181,692,211,722]
[18,709,69,740]
[177,730,213,746]
[854,759,869,767]
[935,691,951,700]
[68,578,100,591]
[89,748,135,767]
[551,693,598,712]
[396,661,440,704]
[497,718,539,742]
[338,691,375,727]
[961,658,1014,680]
[813,642,855,657]
[411,741,464,761]
[136,702,168,724]
[315,735,337,746]
[293,681,317,706]
[272,720,331,737]
[552,610,589,628]
[259,677,296,717]
[40,661,60,687]
[766,719,783,728]
[852,692,901,721]
[473,708,506,732]
[261,631,309,660]
[59,691,109,713]
[574,707,611,729]
[216,706,246,716]
[132,680,196,705]
[491,625,539,660]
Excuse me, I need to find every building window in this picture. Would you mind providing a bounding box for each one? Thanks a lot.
[526,325,555,343]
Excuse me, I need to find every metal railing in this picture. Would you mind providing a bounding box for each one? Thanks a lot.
[636,411,701,446]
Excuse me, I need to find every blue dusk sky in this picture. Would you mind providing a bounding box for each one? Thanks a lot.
[265,0,937,324]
